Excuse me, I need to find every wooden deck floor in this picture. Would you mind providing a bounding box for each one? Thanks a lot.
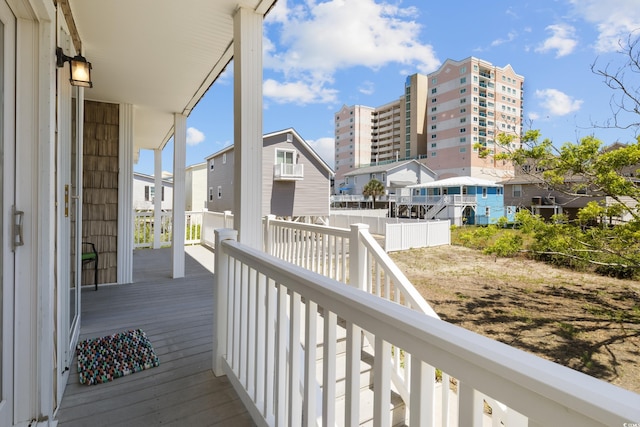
[55,245,254,427]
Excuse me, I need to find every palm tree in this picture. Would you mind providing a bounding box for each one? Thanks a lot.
[363,179,385,208]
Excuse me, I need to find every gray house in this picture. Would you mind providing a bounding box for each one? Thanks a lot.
[339,159,437,196]
[205,128,334,220]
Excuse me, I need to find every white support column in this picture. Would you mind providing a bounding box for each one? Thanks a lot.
[233,7,263,250]
[172,113,187,278]
[153,149,162,248]
[118,103,134,284]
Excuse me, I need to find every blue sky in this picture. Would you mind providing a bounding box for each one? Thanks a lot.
[134,0,640,175]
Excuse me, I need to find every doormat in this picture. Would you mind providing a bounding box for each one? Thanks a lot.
[76,329,160,385]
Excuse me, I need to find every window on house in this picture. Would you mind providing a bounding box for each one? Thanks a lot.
[381,173,386,182]
[208,187,214,202]
[209,159,214,171]
[223,153,227,164]
[217,186,222,199]
[276,149,296,165]
[482,187,488,198]
[485,206,490,216]
[144,185,152,201]
[460,77,466,84]
[431,88,437,94]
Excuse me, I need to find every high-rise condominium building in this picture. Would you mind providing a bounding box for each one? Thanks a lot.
[424,57,524,179]
[334,57,524,190]
[333,73,429,190]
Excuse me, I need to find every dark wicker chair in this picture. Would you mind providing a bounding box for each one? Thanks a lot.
[82,242,99,291]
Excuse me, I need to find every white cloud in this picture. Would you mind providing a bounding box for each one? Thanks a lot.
[535,24,578,57]
[263,0,440,105]
[264,79,338,104]
[358,81,375,95]
[307,137,335,169]
[186,127,205,146]
[491,31,517,47]
[528,112,541,121]
[535,89,583,116]
[569,0,640,53]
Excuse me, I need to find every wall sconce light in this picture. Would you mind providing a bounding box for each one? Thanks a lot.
[56,47,93,88]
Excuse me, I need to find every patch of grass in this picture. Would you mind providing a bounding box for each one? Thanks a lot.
[557,322,579,339]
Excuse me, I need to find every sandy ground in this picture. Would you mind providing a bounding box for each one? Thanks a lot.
[389,245,640,394]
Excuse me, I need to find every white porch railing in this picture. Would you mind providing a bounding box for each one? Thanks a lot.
[133,210,203,248]
[202,210,235,248]
[213,228,640,426]
[390,194,477,205]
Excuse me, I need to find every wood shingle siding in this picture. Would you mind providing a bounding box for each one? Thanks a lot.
[82,101,119,285]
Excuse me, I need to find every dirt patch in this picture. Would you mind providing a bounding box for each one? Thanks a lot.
[389,245,640,394]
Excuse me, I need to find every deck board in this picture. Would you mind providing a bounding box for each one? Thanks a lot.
[55,245,254,427]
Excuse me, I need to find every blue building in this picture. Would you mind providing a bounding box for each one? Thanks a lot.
[403,176,516,225]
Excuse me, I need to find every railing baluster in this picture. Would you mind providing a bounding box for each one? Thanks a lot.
[247,268,257,399]
[289,291,302,425]
[264,278,276,419]
[232,258,241,374]
[275,283,288,427]
[459,381,483,427]
[255,273,266,409]
[345,321,361,427]
[303,300,318,427]
[322,311,337,427]
[239,264,248,385]
[373,337,391,427]
[441,372,451,427]
[409,360,436,427]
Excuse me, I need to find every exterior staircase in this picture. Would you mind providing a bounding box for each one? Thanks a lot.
[309,316,406,426]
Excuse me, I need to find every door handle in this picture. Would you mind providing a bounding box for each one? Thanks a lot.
[12,205,24,251]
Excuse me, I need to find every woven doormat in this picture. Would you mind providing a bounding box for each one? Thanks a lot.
[76,329,160,385]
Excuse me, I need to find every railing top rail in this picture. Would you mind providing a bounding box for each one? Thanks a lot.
[267,217,351,238]
[220,237,640,426]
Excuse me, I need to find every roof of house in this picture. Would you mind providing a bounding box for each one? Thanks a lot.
[204,128,334,176]
[409,176,502,188]
[343,159,435,177]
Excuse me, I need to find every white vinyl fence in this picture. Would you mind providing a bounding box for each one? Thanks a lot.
[331,213,451,252]
[385,220,451,252]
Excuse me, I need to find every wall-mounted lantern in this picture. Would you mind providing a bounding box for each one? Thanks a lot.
[56,47,93,88]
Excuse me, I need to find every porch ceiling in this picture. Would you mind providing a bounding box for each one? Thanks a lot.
[68,0,276,153]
